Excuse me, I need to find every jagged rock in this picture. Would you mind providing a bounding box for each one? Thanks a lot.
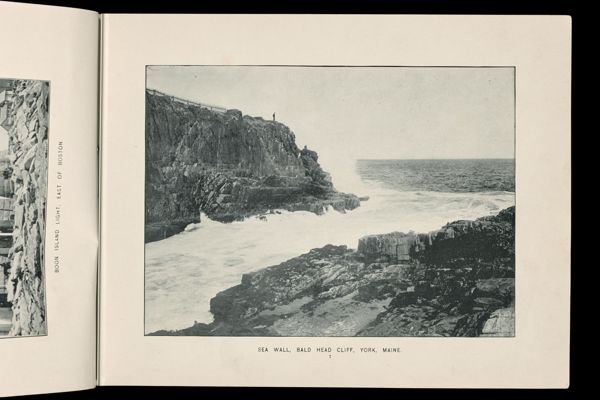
[145,218,201,243]
[145,90,360,242]
[422,208,515,263]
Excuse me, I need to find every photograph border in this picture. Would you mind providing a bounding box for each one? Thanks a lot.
[142,65,516,338]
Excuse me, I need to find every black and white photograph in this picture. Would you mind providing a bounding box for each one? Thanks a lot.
[0,78,49,338]
[144,66,515,337]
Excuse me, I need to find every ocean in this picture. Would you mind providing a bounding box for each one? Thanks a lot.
[144,159,515,333]
[356,159,514,193]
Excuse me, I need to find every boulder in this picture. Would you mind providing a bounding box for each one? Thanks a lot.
[474,278,514,299]
[357,232,418,261]
[480,307,515,336]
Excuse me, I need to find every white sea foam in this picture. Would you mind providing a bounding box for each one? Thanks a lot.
[144,177,515,333]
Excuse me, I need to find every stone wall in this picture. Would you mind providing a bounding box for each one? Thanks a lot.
[6,80,49,336]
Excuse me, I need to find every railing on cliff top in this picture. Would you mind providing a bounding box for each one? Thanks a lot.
[147,89,227,114]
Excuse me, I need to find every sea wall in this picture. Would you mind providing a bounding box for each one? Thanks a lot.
[145,90,360,242]
[150,206,515,337]
[6,80,49,336]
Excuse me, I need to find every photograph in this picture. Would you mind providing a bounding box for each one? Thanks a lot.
[0,78,49,338]
[144,66,515,337]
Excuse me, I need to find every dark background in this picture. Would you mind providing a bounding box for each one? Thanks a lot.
[4,0,578,14]
[3,0,579,398]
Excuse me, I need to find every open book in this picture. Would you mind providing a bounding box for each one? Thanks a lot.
[0,2,572,396]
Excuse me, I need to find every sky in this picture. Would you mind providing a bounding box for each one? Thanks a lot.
[147,66,514,186]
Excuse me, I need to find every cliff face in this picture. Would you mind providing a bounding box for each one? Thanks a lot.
[150,207,515,337]
[145,91,360,242]
[6,80,49,336]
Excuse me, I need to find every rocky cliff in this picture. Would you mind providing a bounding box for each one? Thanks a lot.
[6,80,49,336]
[150,206,515,337]
[145,91,360,242]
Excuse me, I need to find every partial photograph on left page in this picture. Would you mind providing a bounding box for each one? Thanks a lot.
[0,77,49,338]
[0,1,98,396]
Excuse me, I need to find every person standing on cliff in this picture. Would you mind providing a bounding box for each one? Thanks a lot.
[273,112,276,122]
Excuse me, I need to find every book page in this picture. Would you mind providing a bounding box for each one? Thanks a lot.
[100,14,570,388]
[0,1,99,397]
